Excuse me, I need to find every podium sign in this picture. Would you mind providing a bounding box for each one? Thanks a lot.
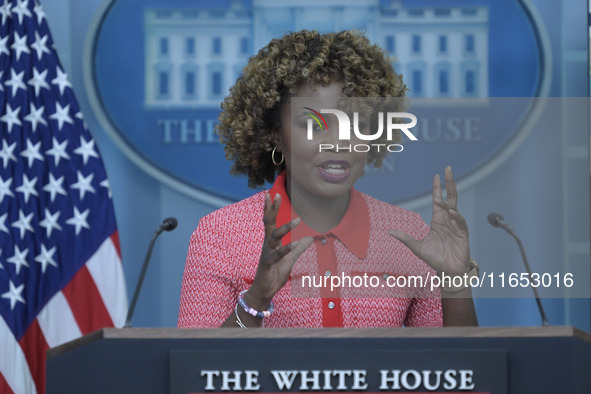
[170,349,507,394]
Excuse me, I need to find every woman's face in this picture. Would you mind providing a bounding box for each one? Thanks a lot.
[277,81,368,201]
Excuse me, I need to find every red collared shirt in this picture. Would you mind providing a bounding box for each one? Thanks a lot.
[270,171,370,327]
[178,172,442,328]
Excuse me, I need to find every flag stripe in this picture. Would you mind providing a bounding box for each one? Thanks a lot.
[0,316,36,394]
[110,231,121,256]
[62,266,114,334]
[0,369,15,394]
[37,290,82,348]
[86,237,127,327]
[18,320,48,394]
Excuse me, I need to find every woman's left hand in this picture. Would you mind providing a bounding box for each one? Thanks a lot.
[388,166,470,275]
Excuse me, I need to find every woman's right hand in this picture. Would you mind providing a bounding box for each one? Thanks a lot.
[244,193,313,310]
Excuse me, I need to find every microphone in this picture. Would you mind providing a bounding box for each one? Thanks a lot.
[487,212,549,326]
[487,212,511,231]
[157,217,178,233]
[124,217,178,328]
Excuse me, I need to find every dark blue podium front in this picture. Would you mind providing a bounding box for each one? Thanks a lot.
[46,326,591,394]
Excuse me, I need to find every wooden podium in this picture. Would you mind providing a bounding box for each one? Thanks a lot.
[46,326,591,394]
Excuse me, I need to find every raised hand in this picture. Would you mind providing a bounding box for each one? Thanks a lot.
[388,166,470,276]
[244,193,313,310]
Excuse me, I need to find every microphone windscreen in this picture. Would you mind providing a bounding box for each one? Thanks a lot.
[162,217,178,231]
[487,212,503,227]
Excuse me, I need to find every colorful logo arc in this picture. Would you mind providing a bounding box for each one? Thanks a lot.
[304,107,329,133]
[84,0,551,207]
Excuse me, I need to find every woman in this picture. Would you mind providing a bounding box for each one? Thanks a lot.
[178,30,478,328]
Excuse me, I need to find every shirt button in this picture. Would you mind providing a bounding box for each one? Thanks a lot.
[328,301,335,309]
[325,270,331,277]
[383,274,389,280]
[320,238,327,245]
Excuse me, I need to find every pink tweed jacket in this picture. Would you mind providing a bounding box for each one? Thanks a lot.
[178,175,443,328]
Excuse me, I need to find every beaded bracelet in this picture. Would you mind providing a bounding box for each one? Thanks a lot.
[237,290,274,318]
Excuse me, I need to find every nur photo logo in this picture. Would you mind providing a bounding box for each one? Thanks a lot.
[302,106,418,153]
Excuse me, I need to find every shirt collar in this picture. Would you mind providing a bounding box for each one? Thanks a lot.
[268,171,369,259]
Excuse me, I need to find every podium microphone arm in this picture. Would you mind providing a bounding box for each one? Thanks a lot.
[487,212,549,326]
[124,217,178,328]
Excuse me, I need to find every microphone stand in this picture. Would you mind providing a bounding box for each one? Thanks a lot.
[489,213,550,326]
[124,218,177,328]
[502,226,549,326]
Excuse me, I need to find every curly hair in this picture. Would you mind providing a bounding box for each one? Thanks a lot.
[217,29,407,188]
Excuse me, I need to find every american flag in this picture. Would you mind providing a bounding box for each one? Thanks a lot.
[0,1,127,393]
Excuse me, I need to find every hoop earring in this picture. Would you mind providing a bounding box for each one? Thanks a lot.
[271,147,284,166]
